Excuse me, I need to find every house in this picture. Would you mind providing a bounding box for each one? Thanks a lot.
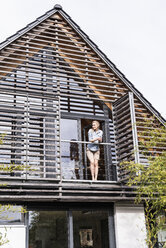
[0,4,165,248]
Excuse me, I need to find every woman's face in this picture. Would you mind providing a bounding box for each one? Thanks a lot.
[92,122,98,131]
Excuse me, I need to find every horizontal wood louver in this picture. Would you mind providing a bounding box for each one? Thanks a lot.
[0,93,61,178]
[134,96,166,164]
[0,13,128,109]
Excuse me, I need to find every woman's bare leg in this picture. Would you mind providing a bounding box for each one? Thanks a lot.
[94,159,99,180]
[90,161,95,180]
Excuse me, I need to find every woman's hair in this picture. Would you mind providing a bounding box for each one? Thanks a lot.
[92,120,100,128]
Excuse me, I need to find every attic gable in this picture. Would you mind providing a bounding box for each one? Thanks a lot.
[0,14,127,110]
[0,5,165,127]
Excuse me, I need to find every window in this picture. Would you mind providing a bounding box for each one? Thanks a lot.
[157,216,166,248]
[29,211,68,248]
[28,209,115,248]
[0,206,25,225]
[61,119,79,180]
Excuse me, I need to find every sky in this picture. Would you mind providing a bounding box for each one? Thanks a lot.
[0,0,165,119]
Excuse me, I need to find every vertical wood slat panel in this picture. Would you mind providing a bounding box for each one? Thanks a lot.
[112,92,139,181]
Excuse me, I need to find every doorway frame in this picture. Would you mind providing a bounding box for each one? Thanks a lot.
[61,112,114,181]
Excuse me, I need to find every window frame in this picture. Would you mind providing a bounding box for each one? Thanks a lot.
[26,204,116,248]
[60,112,114,181]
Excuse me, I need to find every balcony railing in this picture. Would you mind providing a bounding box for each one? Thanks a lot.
[0,140,115,181]
[61,140,114,181]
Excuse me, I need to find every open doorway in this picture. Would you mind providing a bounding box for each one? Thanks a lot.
[60,118,108,181]
[81,119,106,180]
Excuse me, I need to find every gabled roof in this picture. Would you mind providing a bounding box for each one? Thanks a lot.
[0,4,165,125]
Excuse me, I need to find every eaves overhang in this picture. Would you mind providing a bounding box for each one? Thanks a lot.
[0,5,61,50]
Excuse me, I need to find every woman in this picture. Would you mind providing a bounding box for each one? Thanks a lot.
[87,121,103,181]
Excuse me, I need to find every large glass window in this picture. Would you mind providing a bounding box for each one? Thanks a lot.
[29,211,68,248]
[28,210,113,248]
[61,119,79,180]
[73,211,109,248]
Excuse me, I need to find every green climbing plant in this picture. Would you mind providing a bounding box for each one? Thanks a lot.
[123,120,166,248]
[0,134,27,246]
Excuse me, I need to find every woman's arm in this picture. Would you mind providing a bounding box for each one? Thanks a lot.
[88,129,94,142]
[95,130,103,142]
[88,130,103,142]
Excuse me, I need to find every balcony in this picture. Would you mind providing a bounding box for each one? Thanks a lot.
[0,139,136,203]
[0,140,115,180]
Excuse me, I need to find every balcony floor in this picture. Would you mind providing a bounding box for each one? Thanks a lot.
[0,177,137,203]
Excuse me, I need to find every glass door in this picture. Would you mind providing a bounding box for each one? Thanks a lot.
[60,119,80,180]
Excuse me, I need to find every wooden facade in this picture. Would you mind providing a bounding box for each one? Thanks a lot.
[0,4,165,203]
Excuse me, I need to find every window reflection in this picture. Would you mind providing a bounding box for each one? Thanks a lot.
[158,216,166,248]
[61,119,79,179]
[0,206,24,225]
[73,211,109,248]
[28,210,110,248]
[29,211,67,248]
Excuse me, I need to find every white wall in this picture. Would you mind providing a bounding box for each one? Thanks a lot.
[115,204,147,248]
[0,225,26,248]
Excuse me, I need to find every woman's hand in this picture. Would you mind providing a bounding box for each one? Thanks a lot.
[91,137,102,142]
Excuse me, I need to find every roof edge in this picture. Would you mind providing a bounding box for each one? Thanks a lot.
[54,4,62,10]
[0,6,58,50]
